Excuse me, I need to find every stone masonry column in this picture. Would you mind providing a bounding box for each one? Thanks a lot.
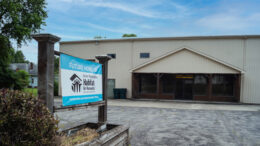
[96,55,111,128]
[32,34,60,113]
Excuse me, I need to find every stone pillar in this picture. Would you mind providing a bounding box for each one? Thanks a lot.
[96,55,111,128]
[32,34,60,113]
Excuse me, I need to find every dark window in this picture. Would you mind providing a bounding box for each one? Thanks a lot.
[140,53,150,58]
[161,74,175,93]
[139,74,156,93]
[107,54,116,59]
[194,75,208,96]
[212,75,235,96]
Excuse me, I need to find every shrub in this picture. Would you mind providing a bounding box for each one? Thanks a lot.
[0,89,59,145]
[54,81,59,96]
[13,70,30,90]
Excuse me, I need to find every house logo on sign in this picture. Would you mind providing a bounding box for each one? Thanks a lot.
[70,74,82,93]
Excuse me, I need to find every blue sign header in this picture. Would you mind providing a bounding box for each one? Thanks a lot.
[60,53,102,74]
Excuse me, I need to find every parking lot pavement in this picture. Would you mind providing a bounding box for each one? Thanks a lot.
[56,102,260,146]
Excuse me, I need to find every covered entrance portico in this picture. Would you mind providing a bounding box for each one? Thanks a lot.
[132,73,241,102]
[131,48,243,102]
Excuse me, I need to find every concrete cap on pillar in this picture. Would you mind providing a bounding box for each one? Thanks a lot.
[32,33,60,43]
[95,55,112,62]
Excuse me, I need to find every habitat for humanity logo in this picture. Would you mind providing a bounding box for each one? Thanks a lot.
[70,74,82,93]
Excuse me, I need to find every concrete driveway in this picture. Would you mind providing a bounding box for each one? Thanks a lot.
[55,99,260,146]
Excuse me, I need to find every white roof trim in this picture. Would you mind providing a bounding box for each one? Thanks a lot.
[130,46,244,74]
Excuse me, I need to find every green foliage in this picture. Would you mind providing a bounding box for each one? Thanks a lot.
[0,0,47,46]
[11,50,29,63]
[0,69,30,90]
[23,88,38,96]
[54,81,59,96]
[0,35,12,67]
[122,33,137,37]
[54,56,59,74]
[0,36,16,89]
[0,0,47,89]
[0,89,59,146]
[0,67,16,89]
[13,70,30,90]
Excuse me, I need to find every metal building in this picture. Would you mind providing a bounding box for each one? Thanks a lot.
[60,35,260,103]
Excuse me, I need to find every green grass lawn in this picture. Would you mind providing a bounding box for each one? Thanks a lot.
[23,88,38,96]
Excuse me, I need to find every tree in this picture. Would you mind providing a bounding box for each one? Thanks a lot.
[13,70,30,90]
[54,56,59,74]
[0,0,47,89]
[10,50,29,63]
[122,34,137,37]
[0,36,15,89]
[0,0,47,46]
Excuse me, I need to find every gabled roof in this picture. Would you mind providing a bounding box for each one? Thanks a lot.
[131,47,244,73]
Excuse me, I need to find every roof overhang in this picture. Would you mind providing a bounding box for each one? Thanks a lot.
[60,35,260,45]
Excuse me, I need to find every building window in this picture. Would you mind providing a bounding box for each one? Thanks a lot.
[139,74,156,93]
[161,74,175,93]
[107,54,116,59]
[194,75,208,96]
[212,75,235,96]
[140,53,150,58]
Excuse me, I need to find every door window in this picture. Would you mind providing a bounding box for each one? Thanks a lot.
[194,75,208,96]
[212,75,234,96]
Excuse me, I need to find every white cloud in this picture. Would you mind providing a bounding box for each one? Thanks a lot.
[48,0,188,19]
[197,12,260,30]
[83,22,136,34]
[59,17,137,34]
[57,34,90,40]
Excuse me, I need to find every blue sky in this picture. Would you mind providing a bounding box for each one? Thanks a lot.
[17,0,260,63]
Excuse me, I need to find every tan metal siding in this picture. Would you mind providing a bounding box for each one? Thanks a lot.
[242,39,260,103]
[134,49,239,74]
[132,39,244,69]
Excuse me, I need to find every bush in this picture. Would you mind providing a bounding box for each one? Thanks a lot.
[54,81,59,96]
[13,70,30,90]
[0,68,16,89]
[0,89,59,145]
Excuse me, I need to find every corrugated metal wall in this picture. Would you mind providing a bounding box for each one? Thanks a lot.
[242,39,260,103]
[134,49,240,74]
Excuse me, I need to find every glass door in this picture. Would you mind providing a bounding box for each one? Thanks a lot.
[175,76,193,100]
[107,79,115,98]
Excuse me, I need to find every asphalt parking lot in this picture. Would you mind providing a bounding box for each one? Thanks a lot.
[56,100,260,146]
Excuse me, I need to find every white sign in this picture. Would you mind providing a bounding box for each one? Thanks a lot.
[60,53,102,106]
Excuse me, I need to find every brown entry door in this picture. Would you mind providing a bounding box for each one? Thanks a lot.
[175,79,193,100]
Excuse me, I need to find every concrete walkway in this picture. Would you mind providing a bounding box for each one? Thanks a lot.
[108,99,260,111]
[55,99,260,145]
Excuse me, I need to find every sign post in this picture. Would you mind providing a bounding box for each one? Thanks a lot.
[33,33,111,132]
[32,34,60,113]
[96,55,111,129]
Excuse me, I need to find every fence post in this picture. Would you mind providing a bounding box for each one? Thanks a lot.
[96,55,111,129]
[32,34,60,113]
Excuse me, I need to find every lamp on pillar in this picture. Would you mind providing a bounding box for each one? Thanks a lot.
[95,55,111,131]
[32,34,60,113]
